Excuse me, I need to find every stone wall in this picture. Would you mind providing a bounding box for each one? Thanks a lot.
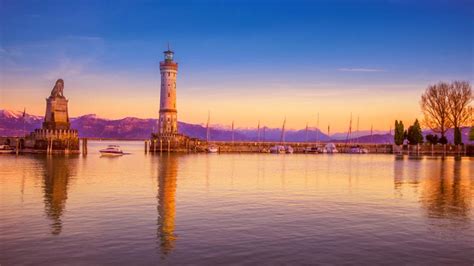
[147,139,473,156]
[43,97,70,130]
[149,133,198,152]
[23,129,80,153]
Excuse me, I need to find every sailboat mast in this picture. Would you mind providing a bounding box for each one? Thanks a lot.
[22,107,26,137]
[356,116,359,144]
[389,125,392,144]
[305,122,309,143]
[206,111,210,142]
[350,114,353,143]
[370,124,373,143]
[263,126,266,142]
[257,120,260,142]
[280,118,286,144]
[345,113,352,145]
[232,120,235,144]
[316,113,320,144]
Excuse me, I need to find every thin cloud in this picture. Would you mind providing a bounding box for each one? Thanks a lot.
[65,35,104,42]
[43,56,90,80]
[338,68,385,72]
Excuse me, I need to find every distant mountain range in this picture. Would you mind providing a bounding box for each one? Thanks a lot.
[1,109,472,144]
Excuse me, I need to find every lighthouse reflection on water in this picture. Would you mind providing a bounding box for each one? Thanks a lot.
[156,154,178,255]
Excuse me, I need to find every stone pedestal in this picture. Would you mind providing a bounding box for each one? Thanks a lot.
[43,96,70,130]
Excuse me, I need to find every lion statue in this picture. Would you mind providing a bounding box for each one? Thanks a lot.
[50,79,64,98]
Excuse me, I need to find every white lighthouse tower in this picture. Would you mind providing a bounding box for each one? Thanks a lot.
[150,46,193,152]
[158,47,178,135]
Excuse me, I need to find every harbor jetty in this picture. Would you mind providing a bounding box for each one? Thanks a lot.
[143,138,472,156]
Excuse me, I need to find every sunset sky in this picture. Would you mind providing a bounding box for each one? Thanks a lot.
[1,0,472,132]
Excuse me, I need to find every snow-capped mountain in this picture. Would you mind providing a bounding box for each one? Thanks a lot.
[1,109,471,143]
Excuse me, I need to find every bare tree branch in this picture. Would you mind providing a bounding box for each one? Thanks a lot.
[447,81,472,128]
[420,82,452,136]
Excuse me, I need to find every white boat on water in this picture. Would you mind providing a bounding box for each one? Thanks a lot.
[304,146,319,153]
[324,143,339,153]
[270,145,286,154]
[270,118,294,154]
[0,145,15,154]
[207,145,218,153]
[99,145,124,156]
[270,145,293,154]
[205,112,219,153]
[349,146,369,154]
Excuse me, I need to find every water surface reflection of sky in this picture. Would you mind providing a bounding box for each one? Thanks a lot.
[0,141,472,264]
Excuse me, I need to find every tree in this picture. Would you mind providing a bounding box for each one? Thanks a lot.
[420,82,452,138]
[447,82,472,127]
[439,135,448,145]
[394,120,398,144]
[394,120,405,145]
[454,127,463,145]
[447,81,472,145]
[425,134,439,145]
[470,126,474,141]
[407,119,423,145]
[406,127,414,144]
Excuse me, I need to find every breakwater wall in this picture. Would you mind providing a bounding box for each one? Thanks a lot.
[202,141,391,153]
[156,140,472,156]
[2,136,472,156]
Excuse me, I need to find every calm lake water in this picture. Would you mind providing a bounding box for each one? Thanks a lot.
[1,141,473,265]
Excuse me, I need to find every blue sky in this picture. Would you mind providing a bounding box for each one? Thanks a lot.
[1,0,473,131]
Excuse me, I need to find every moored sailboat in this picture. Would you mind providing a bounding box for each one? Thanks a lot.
[270,117,293,154]
[0,144,15,154]
[206,111,218,153]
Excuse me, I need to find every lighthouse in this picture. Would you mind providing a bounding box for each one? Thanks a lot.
[149,46,195,152]
[158,47,178,135]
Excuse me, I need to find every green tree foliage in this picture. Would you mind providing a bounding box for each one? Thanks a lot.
[394,120,398,144]
[394,120,405,145]
[407,119,424,145]
[425,134,439,145]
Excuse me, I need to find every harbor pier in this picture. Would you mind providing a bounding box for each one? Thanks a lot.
[144,139,473,156]
[192,141,395,154]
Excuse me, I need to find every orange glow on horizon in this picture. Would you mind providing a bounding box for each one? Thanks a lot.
[1,78,425,132]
